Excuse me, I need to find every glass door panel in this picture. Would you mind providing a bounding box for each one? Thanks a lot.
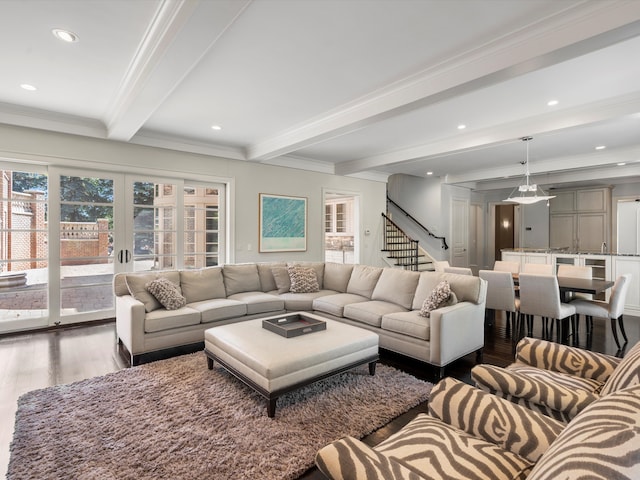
[183,185,220,269]
[58,174,116,320]
[0,168,49,332]
[131,181,178,271]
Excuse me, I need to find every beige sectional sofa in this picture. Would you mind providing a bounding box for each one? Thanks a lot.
[114,262,487,375]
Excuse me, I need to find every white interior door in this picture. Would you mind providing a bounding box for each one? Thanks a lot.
[451,198,469,267]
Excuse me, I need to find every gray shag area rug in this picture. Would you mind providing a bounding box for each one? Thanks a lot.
[8,351,432,480]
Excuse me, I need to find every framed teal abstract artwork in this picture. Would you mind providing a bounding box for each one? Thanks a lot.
[259,193,307,252]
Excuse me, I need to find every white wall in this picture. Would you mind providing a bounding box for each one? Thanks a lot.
[0,124,387,266]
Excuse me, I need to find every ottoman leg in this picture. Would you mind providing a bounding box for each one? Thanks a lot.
[268,398,277,418]
[207,356,214,370]
[368,361,377,376]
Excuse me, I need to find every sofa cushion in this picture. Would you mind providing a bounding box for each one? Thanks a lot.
[527,384,640,480]
[288,265,320,293]
[271,266,291,293]
[144,306,201,333]
[180,267,225,303]
[257,262,286,292]
[371,268,419,309]
[343,300,408,328]
[227,291,284,315]
[278,290,335,311]
[188,298,248,323]
[313,293,369,317]
[223,263,261,296]
[346,265,383,299]
[374,413,534,480]
[381,311,431,341]
[288,262,325,289]
[323,262,354,293]
[599,340,640,396]
[419,281,456,317]
[125,271,181,313]
[145,277,186,310]
[442,272,485,304]
[412,272,445,310]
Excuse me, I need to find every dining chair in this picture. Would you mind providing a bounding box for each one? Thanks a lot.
[443,266,473,275]
[479,270,519,335]
[522,263,554,275]
[433,260,450,272]
[518,273,576,342]
[570,274,632,350]
[557,264,592,339]
[493,260,520,274]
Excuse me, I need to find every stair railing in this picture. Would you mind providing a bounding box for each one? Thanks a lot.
[382,213,419,271]
[387,196,449,250]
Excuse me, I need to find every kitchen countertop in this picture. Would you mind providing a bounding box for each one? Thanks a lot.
[501,248,640,257]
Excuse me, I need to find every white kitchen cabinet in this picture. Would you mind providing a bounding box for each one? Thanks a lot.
[612,256,640,316]
[549,187,610,251]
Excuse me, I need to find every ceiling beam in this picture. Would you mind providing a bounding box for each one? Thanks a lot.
[336,92,640,175]
[105,0,251,142]
[247,2,640,163]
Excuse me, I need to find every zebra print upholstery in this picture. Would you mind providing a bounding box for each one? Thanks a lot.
[526,383,640,480]
[316,377,640,480]
[316,377,564,480]
[471,337,640,422]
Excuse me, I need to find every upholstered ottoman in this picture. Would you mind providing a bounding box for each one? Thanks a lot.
[204,313,379,417]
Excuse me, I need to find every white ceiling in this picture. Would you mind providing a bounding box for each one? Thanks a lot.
[2,0,640,191]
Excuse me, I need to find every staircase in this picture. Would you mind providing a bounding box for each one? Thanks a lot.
[381,213,433,271]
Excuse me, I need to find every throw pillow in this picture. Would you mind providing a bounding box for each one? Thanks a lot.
[288,265,320,293]
[271,266,291,293]
[145,277,186,310]
[419,281,455,317]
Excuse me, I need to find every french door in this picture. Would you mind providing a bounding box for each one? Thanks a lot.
[0,164,225,333]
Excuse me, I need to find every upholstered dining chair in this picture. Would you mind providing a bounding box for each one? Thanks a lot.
[479,270,519,335]
[493,260,520,274]
[557,264,592,339]
[570,274,632,350]
[443,266,473,275]
[517,273,576,342]
[522,263,554,275]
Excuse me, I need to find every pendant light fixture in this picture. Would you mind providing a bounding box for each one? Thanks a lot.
[504,136,555,205]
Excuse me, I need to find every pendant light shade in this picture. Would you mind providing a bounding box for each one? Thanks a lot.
[504,137,555,205]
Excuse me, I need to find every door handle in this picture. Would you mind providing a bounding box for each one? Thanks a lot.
[117,250,123,263]
[125,250,131,263]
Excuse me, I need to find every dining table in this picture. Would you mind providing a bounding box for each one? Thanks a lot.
[556,276,615,303]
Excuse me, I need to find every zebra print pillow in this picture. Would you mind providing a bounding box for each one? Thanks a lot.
[600,340,640,396]
[514,337,620,383]
[428,377,565,463]
[527,384,640,480]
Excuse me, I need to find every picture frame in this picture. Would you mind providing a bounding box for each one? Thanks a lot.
[259,193,307,252]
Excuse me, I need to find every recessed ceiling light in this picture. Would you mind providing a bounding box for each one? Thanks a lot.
[211,125,222,131]
[595,145,606,150]
[52,28,79,43]
[547,99,559,106]
[20,84,37,91]
[426,171,433,176]
[617,162,626,166]
[457,124,466,130]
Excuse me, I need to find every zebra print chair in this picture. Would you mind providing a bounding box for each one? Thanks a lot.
[471,337,640,423]
[315,377,640,480]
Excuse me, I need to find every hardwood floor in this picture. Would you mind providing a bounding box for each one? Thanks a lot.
[1,313,637,479]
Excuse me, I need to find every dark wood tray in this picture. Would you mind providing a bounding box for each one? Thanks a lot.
[262,313,326,338]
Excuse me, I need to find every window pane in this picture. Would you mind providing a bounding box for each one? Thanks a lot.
[60,176,113,203]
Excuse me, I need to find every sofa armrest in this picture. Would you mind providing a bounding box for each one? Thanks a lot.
[428,301,485,366]
[316,436,427,480]
[428,377,565,464]
[115,294,146,356]
[470,364,600,421]
[514,337,620,382]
